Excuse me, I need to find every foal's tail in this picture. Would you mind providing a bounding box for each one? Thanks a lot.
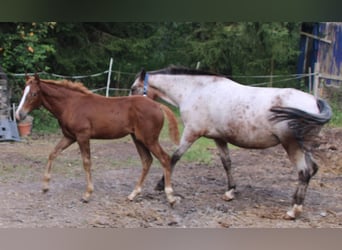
[270,99,332,148]
[159,103,180,145]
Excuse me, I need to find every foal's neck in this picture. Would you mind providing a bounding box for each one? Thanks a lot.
[40,81,86,118]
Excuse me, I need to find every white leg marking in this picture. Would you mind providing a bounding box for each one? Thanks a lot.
[165,187,180,205]
[127,187,142,201]
[285,204,303,220]
[222,189,235,201]
[15,85,30,120]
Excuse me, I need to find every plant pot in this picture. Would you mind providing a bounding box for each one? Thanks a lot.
[18,122,32,137]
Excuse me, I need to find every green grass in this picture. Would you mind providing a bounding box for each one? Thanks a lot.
[182,137,216,164]
[330,101,342,127]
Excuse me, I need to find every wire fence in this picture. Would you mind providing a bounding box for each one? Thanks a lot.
[2,69,318,94]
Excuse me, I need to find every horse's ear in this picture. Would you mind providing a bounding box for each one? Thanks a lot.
[34,73,40,82]
[25,72,29,81]
[139,68,146,81]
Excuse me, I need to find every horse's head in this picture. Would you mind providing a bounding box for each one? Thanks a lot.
[130,69,146,96]
[15,74,43,121]
[130,69,160,100]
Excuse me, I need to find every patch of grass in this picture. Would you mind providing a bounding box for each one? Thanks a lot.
[330,101,342,127]
[324,88,342,127]
[182,137,216,164]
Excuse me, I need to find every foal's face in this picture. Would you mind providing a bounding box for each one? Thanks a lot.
[15,76,42,121]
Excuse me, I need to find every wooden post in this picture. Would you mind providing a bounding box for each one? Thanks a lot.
[106,57,113,97]
[313,62,320,98]
[308,67,312,94]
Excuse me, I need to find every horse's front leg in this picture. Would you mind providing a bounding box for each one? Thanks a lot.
[214,139,236,201]
[77,137,94,203]
[155,128,198,191]
[43,136,75,193]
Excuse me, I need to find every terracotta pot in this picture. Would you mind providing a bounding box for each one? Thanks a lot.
[18,122,32,137]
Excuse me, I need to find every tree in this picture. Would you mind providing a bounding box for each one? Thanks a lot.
[0,22,56,73]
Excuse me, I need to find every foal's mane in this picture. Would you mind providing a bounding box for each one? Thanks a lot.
[40,79,92,94]
[149,66,222,77]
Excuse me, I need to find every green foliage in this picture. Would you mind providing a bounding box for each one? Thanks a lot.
[328,90,342,127]
[31,109,60,133]
[330,102,342,127]
[0,22,56,72]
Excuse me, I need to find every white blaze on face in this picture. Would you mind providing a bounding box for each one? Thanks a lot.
[15,85,31,120]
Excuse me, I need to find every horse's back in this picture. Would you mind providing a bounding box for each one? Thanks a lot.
[181,80,321,148]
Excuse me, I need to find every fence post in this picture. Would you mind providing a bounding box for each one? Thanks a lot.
[106,58,113,97]
[313,62,320,98]
[308,67,312,94]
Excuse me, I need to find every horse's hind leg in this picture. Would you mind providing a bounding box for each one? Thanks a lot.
[148,142,178,205]
[127,135,153,201]
[43,136,75,193]
[283,142,318,219]
[214,139,236,201]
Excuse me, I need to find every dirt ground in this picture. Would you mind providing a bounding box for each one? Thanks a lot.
[0,127,341,228]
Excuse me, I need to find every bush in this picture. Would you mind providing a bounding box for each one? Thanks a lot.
[31,108,59,133]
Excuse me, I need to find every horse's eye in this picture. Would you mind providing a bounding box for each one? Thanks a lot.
[31,92,37,97]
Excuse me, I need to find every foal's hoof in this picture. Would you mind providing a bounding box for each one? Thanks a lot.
[81,198,89,203]
[80,196,90,203]
[169,196,181,208]
[42,188,49,194]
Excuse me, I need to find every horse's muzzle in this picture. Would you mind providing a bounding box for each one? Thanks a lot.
[15,110,27,121]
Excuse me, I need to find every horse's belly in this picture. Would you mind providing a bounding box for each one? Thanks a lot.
[226,132,280,149]
[211,124,280,149]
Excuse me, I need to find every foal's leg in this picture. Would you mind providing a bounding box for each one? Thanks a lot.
[283,143,318,219]
[214,139,236,201]
[43,136,75,193]
[127,135,153,201]
[77,137,94,203]
[148,142,178,205]
[155,127,198,191]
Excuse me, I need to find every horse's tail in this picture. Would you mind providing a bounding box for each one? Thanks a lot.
[270,98,332,148]
[159,103,180,145]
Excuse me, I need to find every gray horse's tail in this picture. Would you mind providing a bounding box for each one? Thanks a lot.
[270,99,332,149]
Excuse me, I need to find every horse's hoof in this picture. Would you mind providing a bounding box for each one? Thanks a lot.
[284,204,303,220]
[154,182,164,191]
[80,197,90,203]
[127,194,135,201]
[169,196,181,208]
[42,188,49,193]
[221,189,235,201]
[283,213,296,220]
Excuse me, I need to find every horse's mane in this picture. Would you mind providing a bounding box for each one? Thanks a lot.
[149,66,222,77]
[40,79,92,94]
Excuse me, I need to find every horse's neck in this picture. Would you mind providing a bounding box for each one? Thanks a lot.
[151,75,201,106]
[40,82,81,118]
